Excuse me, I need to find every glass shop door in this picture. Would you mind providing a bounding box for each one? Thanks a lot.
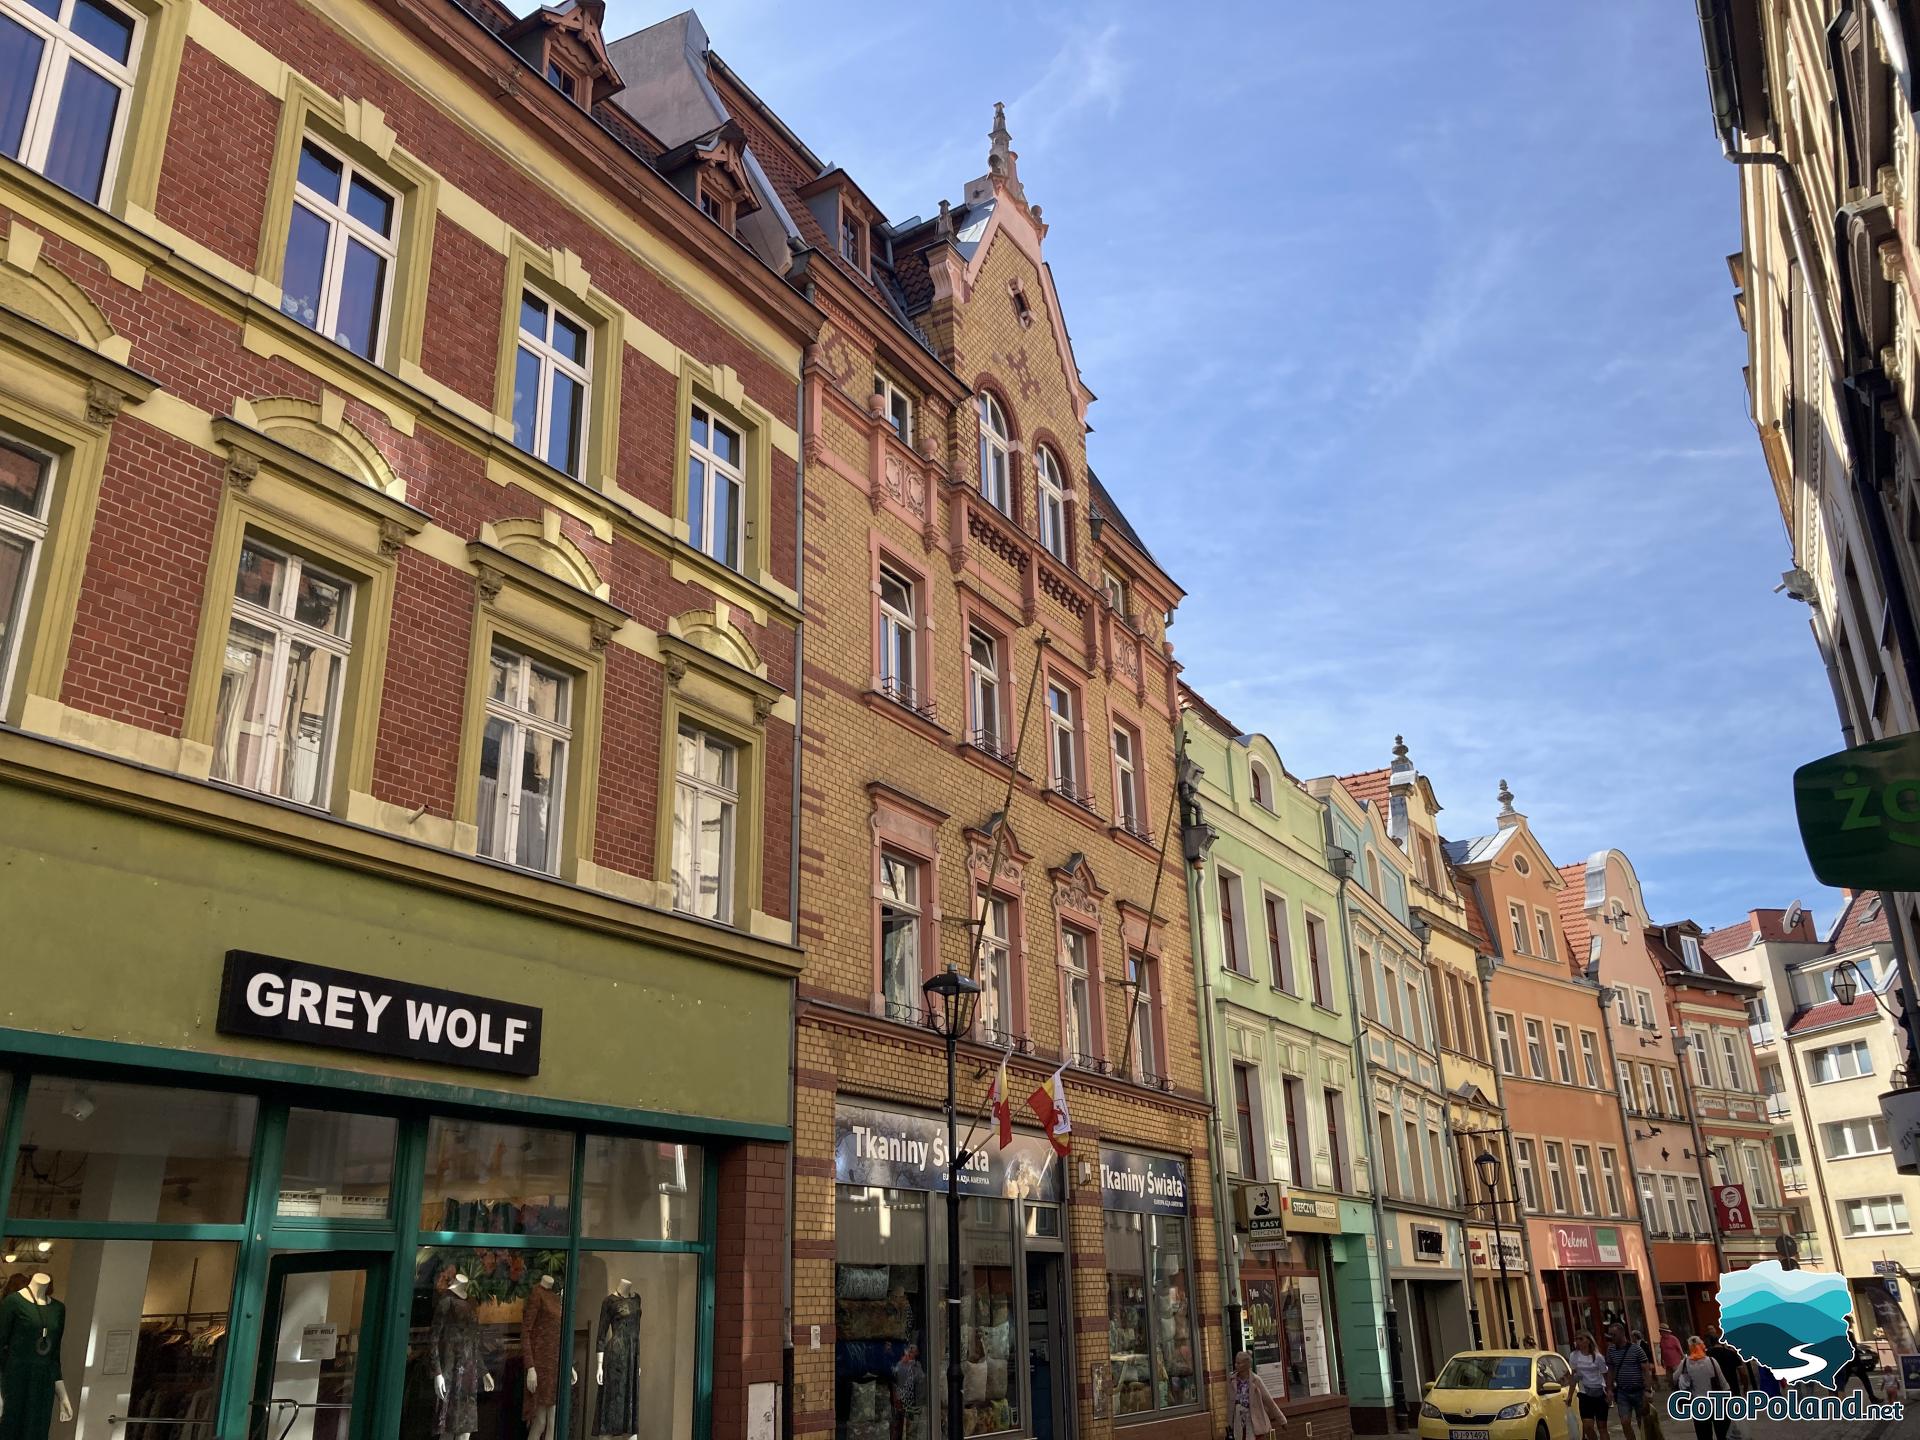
[249,1253,385,1440]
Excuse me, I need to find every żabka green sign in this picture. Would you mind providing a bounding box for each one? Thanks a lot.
[1794,732,1920,889]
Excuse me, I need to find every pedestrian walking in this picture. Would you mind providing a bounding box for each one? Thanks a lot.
[1658,1324,1684,1390]
[1673,1337,1732,1440]
[1605,1323,1649,1440]
[1701,1327,1749,1395]
[1569,1332,1611,1440]
[1227,1350,1287,1440]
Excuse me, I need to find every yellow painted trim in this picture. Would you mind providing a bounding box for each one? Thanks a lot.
[116,0,192,214]
[253,75,440,375]
[490,235,623,495]
[452,583,607,885]
[18,694,212,777]
[182,0,287,97]
[180,467,401,811]
[344,787,467,851]
[240,314,418,435]
[483,451,612,542]
[0,173,150,289]
[670,353,778,594]
[124,203,262,296]
[654,664,770,933]
[435,181,510,254]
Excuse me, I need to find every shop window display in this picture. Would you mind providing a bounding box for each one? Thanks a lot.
[1104,1211,1198,1417]
[580,1139,699,1242]
[420,1120,573,1236]
[9,1079,256,1225]
[278,1109,396,1220]
[403,1246,569,1440]
[952,1198,1017,1438]
[0,1237,237,1439]
[835,1188,927,1440]
[1105,1213,1151,1417]
[569,1252,696,1440]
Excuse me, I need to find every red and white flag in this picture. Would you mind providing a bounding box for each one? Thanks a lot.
[990,1050,1013,1149]
[1027,1064,1073,1158]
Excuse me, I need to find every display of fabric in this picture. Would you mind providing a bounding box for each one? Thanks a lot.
[520,1283,564,1419]
[430,1291,485,1437]
[592,1292,641,1437]
[0,1288,65,1440]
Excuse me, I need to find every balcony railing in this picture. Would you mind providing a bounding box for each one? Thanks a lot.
[1779,1164,1807,1193]
[875,678,939,724]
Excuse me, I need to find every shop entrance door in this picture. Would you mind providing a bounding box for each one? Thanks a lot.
[1025,1252,1072,1440]
[249,1253,386,1440]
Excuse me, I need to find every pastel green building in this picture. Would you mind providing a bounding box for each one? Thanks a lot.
[1177,688,1390,1434]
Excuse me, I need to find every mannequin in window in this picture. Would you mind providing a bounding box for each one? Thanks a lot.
[523,1274,575,1440]
[592,1278,641,1439]
[0,1272,73,1439]
[432,1273,494,1440]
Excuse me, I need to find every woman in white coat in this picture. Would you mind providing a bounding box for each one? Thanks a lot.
[1228,1350,1289,1439]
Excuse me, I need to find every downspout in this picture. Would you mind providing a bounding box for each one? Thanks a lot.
[782,344,809,1440]
[1325,815,1403,1426]
[1179,745,1242,1363]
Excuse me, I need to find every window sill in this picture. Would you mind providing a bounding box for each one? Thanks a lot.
[1042,785,1106,834]
[1108,824,1160,862]
[954,736,1034,785]
[861,689,950,745]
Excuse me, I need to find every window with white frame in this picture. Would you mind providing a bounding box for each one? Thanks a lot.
[1,0,139,203]
[1508,902,1528,954]
[1403,1118,1424,1201]
[977,393,1010,513]
[1841,1194,1910,1236]
[1046,679,1079,798]
[211,538,353,808]
[873,373,912,445]
[1639,1064,1657,1116]
[1714,1031,1744,1090]
[1681,934,1703,972]
[1741,1144,1770,1206]
[1515,1138,1540,1211]
[1218,867,1249,977]
[1062,924,1093,1064]
[1494,1013,1517,1076]
[476,646,570,873]
[1102,568,1128,615]
[1689,1027,1716,1086]
[1035,446,1066,561]
[1660,1068,1680,1118]
[687,401,746,570]
[1572,1145,1596,1212]
[1579,1030,1600,1088]
[279,137,399,361]
[1306,913,1332,1009]
[1127,952,1157,1079]
[510,289,590,477]
[1710,1144,1734,1187]
[876,564,918,708]
[1552,1024,1574,1084]
[1662,1174,1683,1235]
[1524,1018,1547,1078]
[1534,908,1555,960]
[1264,892,1295,993]
[1822,1115,1891,1159]
[0,437,54,706]
[1616,988,1634,1025]
[1809,1039,1874,1084]
[671,723,737,922]
[1543,1142,1568,1211]
[1381,961,1402,1033]
[977,891,1014,1044]
[878,850,922,1022]
[1635,989,1655,1028]
[1617,1058,1634,1109]
[1112,721,1144,836]
[1599,1148,1623,1214]
[1639,1175,1661,1234]
[1683,1177,1705,1233]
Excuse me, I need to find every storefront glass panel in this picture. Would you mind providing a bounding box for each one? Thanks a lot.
[0,1236,238,1438]
[278,1110,396,1221]
[581,1138,701,1242]
[835,1186,929,1440]
[1148,1215,1198,1409]
[572,1251,699,1440]
[953,1197,1018,1436]
[403,1245,571,1440]
[1105,1211,1151,1417]
[419,1120,574,1236]
[10,1078,256,1224]
[253,1253,376,1440]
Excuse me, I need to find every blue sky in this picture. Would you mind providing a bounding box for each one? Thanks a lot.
[613,0,1848,932]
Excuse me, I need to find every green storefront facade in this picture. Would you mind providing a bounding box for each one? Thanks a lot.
[0,744,798,1440]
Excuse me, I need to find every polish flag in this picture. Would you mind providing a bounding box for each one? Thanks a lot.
[990,1051,1013,1149]
[1027,1065,1073,1158]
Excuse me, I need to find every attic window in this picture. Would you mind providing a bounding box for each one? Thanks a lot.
[1008,278,1033,327]
[840,213,865,271]
[1513,855,1531,876]
[1681,934,1703,973]
[697,180,735,234]
[546,61,576,100]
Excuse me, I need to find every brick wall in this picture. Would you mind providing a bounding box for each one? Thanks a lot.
[713,1140,792,1440]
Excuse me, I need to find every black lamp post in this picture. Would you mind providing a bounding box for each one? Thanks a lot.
[923,965,981,1440]
[1475,1150,1518,1348]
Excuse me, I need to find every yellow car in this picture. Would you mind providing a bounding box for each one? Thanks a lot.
[1417,1350,1580,1440]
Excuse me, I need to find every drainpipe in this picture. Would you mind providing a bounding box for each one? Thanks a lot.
[1179,747,1242,1363]
[783,346,808,1440]
[1325,818,1404,1427]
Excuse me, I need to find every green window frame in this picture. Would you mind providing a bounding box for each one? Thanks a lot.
[0,1062,720,1440]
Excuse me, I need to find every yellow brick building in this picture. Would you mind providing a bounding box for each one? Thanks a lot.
[780,107,1222,1440]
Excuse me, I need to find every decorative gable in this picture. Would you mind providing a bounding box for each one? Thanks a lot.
[502,0,622,108]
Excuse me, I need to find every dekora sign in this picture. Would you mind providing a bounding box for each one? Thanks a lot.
[217,951,543,1076]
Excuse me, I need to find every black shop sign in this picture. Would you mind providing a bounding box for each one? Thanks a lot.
[217,951,543,1076]
[1099,1146,1190,1216]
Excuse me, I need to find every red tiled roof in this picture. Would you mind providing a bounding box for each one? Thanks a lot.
[1699,922,1754,960]
[1701,906,1821,959]
[1337,767,1391,816]
[1557,862,1590,961]
[1460,879,1496,953]
[1827,892,1891,954]
[1787,994,1880,1036]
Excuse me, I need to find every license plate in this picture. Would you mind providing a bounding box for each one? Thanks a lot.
[1450,1430,1490,1440]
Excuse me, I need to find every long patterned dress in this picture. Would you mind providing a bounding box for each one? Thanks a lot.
[431,1291,485,1437]
[521,1284,564,1419]
[592,1292,642,1437]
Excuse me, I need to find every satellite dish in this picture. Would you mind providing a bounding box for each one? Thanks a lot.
[1784,902,1803,932]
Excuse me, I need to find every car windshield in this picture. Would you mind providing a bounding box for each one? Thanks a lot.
[1436,1356,1534,1391]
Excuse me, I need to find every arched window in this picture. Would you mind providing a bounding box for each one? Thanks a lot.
[1249,759,1271,809]
[1035,446,1066,559]
[977,393,1010,514]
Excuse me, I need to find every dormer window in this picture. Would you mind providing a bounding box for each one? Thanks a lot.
[1680,934,1703,973]
[840,213,865,270]
[546,60,575,100]
[873,373,912,445]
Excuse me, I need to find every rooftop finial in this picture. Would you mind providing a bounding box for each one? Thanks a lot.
[937,198,952,237]
[1392,735,1409,763]
[1497,778,1515,815]
[988,101,1012,174]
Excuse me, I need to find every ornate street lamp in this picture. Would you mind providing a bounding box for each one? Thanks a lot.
[1476,1150,1518,1347]
[1831,962,1862,1007]
[923,966,981,1440]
